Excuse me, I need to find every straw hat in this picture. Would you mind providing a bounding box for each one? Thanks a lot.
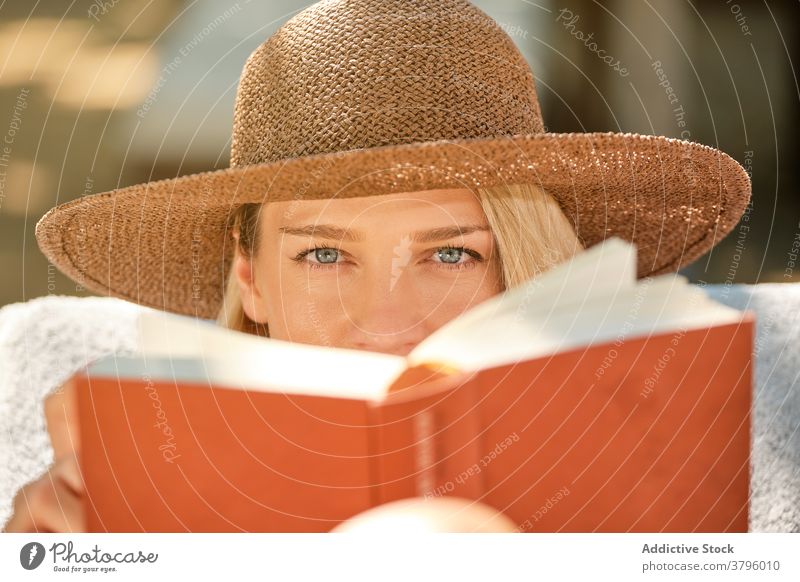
[35,0,751,320]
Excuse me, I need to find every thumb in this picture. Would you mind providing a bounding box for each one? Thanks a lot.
[44,377,81,459]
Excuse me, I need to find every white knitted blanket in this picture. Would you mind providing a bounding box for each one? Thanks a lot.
[1,286,798,531]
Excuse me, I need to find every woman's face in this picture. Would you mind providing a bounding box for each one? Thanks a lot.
[233,188,503,356]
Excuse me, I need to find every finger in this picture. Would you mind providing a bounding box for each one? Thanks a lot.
[5,477,49,533]
[50,476,86,532]
[24,471,85,533]
[45,380,80,458]
[53,452,84,495]
[4,464,86,533]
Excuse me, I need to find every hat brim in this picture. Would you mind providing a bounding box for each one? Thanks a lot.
[35,131,751,319]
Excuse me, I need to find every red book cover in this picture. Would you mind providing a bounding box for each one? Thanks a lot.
[72,317,753,532]
[376,319,753,532]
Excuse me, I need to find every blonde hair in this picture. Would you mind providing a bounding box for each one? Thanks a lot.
[216,183,584,334]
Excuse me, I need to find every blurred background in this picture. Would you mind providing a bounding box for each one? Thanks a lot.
[0,0,798,307]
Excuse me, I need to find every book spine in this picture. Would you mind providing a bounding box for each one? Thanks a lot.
[369,374,485,506]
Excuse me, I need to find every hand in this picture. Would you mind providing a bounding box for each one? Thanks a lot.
[2,382,85,532]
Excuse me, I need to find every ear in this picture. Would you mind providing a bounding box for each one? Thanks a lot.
[232,244,269,324]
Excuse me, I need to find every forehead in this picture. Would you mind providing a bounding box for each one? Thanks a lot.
[264,188,485,226]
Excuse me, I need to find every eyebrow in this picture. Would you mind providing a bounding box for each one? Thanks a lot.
[278,223,490,243]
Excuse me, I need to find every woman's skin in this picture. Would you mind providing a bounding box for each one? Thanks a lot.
[4,382,84,532]
[4,188,511,532]
[236,188,503,354]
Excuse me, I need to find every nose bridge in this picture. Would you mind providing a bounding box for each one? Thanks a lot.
[354,254,417,327]
[346,254,428,351]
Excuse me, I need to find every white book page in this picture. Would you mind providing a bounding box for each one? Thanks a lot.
[133,309,407,400]
[407,243,744,371]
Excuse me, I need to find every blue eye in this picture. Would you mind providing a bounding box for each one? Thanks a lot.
[292,246,341,269]
[437,247,464,264]
[432,246,483,270]
[312,248,339,264]
[292,245,483,271]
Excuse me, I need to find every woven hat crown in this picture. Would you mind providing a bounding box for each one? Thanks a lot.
[230,0,545,166]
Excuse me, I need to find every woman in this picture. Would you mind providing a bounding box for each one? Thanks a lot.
[4,0,750,532]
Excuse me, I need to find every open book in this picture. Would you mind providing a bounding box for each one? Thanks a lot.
[69,238,754,532]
